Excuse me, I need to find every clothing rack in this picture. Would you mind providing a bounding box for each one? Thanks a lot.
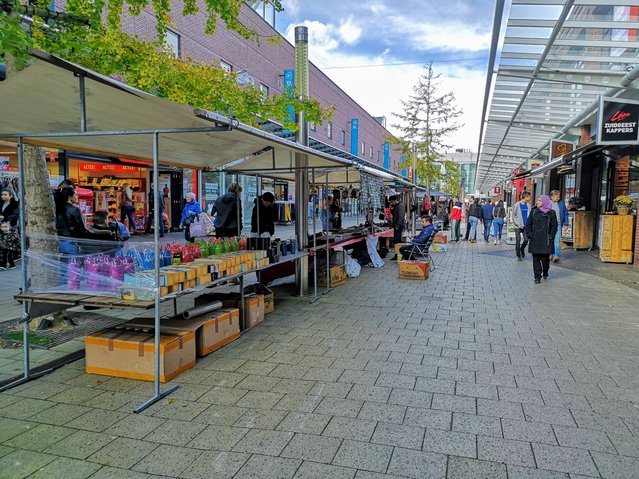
[274,200,295,224]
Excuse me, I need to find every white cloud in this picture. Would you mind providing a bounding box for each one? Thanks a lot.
[281,0,301,17]
[338,16,362,45]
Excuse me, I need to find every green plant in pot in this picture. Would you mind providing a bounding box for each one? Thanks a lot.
[613,195,634,215]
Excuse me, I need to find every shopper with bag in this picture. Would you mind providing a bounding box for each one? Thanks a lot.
[492,200,506,245]
[210,183,242,238]
[526,195,558,284]
[512,191,530,260]
[180,192,202,243]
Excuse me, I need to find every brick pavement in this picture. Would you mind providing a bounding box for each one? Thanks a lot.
[0,238,638,478]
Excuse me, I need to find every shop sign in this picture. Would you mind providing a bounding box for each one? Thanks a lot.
[80,163,141,173]
[493,186,501,195]
[550,139,574,160]
[597,97,639,145]
[527,159,542,170]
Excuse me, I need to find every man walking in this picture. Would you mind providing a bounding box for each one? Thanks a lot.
[550,190,569,263]
[463,196,474,241]
[481,198,494,243]
[512,191,530,261]
[450,196,462,242]
[467,197,482,243]
[389,195,406,261]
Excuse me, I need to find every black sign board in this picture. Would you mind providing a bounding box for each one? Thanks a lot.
[597,97,639,145]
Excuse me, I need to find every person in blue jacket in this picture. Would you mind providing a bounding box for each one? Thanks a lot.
[399,216,437,261]
[550,190,569,263]
[180,192,202,242]
[481,198,494,242]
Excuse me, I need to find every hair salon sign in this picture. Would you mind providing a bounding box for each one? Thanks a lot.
[597,97,639,145]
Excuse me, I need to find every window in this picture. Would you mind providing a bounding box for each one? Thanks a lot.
[259,83,269,98]
[166,30,181,57]
[220,60,232,73]
[327,123,332,139]
[341,130,345,145]
[361,142,365,155]
[369,146,373,158]
[309,122,316,132]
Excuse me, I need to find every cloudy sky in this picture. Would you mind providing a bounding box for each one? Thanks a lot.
[275,0,496,151]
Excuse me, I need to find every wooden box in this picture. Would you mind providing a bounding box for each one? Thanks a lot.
[573,211,594,249]
[600,214,635,264]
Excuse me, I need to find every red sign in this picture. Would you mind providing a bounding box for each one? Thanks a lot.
[494,186,501,195]
[80,163,141,173]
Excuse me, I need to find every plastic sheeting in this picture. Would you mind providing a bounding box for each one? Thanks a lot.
[344,253,361,278]
[365,235,385,268]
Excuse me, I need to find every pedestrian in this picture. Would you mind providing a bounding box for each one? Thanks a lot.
[120,183,137,234]
[550,190,569,263]
[512,191,531,261]
[467,197,482,243]
[420,195,431,216]
[481,198,494,242]
[251,191,276,237]
[463,196,474,241]
[492,200,506,244]
[0,221,20,270]
[210,183,242,238]
[0,189,19,227]
[399,216,436,260]
[526,195,558,284]
[320,195,333,231]
[389,195,406,260]
[450,196,462,242]
[145,184,165,237]
[180,192,202,243]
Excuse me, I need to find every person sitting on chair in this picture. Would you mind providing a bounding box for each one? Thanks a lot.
[400,215,436,261]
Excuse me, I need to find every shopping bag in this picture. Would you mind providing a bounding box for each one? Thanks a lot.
[189,214,215,237]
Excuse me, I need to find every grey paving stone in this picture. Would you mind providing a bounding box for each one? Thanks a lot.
[478,436,535,467]
[371,422,424,449]
[187,425,249,450]
[105,414,166,439]
[0,449,56,479]
[388,388,433,409]
[10,382,68,400]
[235,390,284,410]
[152,400,210,422]
[0,398,55,420]
[446,456,507,479]
[374,373,416,389]
[303,367,344,382]
[431,393,476,414]
[522,404,576,427]
[27,456,101,479]
[571,409,632,436]
[399,363,438,378]
[273,379,316,395]
[281,433,342,463]
[498,387,545,405]
[358,401,406,424]
[552,425,616,453]
[235,375,281,392]
[48,386,104,405]
[64,409,129,432]
[506,465,569,479]
[456,381,499,399]
[346,384,391,403]
[43,430,114,460]
[422,428,476,458]
[387,447,446,479]
[86,466,150,479]
[196,386,249,405]
[322,416,377,441]
[308,382,354,398]
[143,419,207,446]
[233,408,289,430]
[232,429,294,456]
[236,360,279,376]
[0,418,36,442]
[540,391,591,411]
[175,451,250,479]
[293,461,355,479]
[4,424,75,452]
[452,412,502,438]
[274,394,324,413]
[532,443,599,477]
[437,367,475,383]
[234,454,301,479]
[0,446,13,458]
[403,407,452,431]
[515,376,560,393]
[131,444,203,476]
[476,372,517,388]
[607,432,639,457]
[338,369,380,386]
[332,440,393,473]
[276,412,332,435]
[87,437,158,468]
[414,377,455,395]
[591,450,639,479]
[502,418,557,445]
[193,405,248,425]
[314,397,363,418]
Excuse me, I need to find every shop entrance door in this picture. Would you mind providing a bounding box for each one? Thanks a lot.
[170,170,183,231]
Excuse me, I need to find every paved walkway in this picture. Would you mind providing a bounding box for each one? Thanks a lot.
[1,238,638,478]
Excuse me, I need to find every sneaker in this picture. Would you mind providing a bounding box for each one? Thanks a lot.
[494,240,497,245]
[517,256,523,262]
[8,265,16,270]
[0,266,6,271]
[543,275,549,280]
[534,279,541,284]
[553,257,560,263]
[497,240,501,245]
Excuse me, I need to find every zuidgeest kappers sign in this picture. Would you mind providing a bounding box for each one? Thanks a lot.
[597,97,639,145]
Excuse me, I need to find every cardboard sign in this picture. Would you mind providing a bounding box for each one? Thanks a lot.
[399,260,429,280]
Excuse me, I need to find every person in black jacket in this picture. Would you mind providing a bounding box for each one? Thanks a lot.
[0,190,19,227]
[467,197,482,243]
[211,183,242,238]
[525,195,558,284]
[56,188,113,254]
[251,191,275,237]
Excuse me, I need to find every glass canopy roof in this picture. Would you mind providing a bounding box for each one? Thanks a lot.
[476,0,639,191]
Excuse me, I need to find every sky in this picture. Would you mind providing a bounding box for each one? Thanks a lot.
[276,0,496,152]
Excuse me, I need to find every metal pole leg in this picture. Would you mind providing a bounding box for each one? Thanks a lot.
[310,168,319,303]
[323,176,331,294]
[135,132,178,413]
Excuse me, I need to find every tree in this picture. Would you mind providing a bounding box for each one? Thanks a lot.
[389,62,463,190]
[440,160,463,196]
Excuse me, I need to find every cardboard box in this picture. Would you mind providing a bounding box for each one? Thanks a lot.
[195,293,264,329]
[394,243,411,255]
[431,244,447,252]
[398,260,429,280]
[119,308,240,357]
[85,328,196,382]
[434,234,447,244]
[244,284,274,315]
[318,265,347,288]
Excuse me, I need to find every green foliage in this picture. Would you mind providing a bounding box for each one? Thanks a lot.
[440,160,462,196]
[0,11,31,68]
[1,0,330,130]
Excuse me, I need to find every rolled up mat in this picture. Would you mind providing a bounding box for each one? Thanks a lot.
[182,300,223,319]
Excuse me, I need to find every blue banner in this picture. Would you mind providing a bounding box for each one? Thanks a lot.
[383,142,389,169]
[350,118,359,157]
[284,69,295,123]
[401,155,406,177]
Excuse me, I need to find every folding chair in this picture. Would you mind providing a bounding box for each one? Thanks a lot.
[404,229,437,272]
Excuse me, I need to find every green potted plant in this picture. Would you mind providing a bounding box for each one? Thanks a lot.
[613,195,634,215]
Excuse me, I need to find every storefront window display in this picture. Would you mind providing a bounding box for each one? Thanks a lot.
[564,174,576,202]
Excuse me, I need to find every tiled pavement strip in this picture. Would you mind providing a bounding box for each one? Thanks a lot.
[0,237,638,478]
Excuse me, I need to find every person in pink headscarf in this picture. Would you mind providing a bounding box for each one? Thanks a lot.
[525,195,558,284]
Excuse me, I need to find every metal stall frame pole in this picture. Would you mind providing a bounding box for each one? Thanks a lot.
[255,174,262,286]
[310,168,319,303]
[236,174,245,332]
[135,132,179,413]
[323,174,330,294]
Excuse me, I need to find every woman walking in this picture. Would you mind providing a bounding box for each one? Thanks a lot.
[492,200,506,244]
[180,192,202,243]
[525,195,558,284]
[120,183,137,234]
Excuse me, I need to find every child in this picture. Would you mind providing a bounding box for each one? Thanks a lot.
[0,222,20,270]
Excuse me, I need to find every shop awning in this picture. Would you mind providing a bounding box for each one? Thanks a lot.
[0,50,352,173]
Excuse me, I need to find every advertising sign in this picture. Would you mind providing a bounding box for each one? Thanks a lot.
[350,118,359,157]
[80,163,141,173]
[493,186,501,195]
[597,97,639,145]
[550,139,574,160]
[283,69,295,123]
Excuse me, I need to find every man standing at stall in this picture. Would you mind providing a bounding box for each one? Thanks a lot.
[550,190,569,263]
[251,191,276,237]
[389,195,406,261]
[210,183,242,238]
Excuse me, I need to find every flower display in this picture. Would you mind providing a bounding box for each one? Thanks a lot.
[613,195,634,207]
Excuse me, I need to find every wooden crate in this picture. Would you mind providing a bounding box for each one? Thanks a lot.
[573,211,594,249]
[600,215,635,264]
